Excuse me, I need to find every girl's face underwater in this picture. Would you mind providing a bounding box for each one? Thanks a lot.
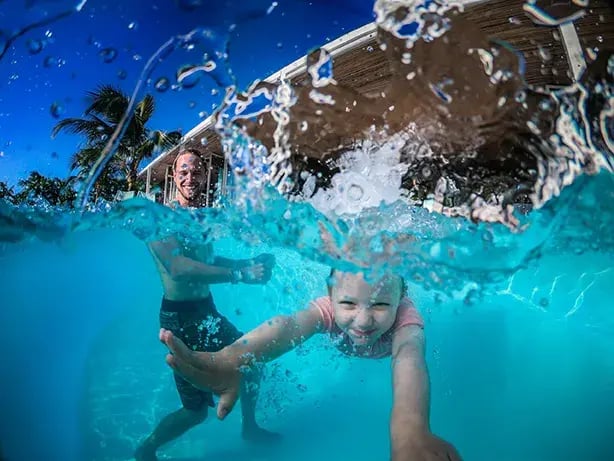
[330,271,402,346]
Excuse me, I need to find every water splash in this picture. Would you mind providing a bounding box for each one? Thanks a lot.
[0,0,87,61]
[212,0,612,229]
[522,0,586,27]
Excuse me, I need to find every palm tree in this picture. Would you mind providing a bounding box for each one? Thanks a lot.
[0,180,15,203]
[52,85,181,193]
[15,171,77,207]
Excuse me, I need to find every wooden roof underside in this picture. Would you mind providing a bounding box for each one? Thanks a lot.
[140,0,613,185]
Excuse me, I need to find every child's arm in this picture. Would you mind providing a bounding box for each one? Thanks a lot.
[389,325,461,461]
[225,304,324,362]
[160,303,324,418]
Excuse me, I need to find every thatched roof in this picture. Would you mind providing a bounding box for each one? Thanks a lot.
[139,0,613,187]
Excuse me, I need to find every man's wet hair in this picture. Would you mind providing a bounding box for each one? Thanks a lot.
[172,148,207,173]
[327,268,407,298]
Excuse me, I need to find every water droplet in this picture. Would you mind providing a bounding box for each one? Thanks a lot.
[597,35,603,43]
[198,111,208,118]
[177,0,204,11]
[50,101,65,119]
[508,16,522,25]
[176,64,201,89]
[128,21,138,30]
[537,45,551,62]
[42,56,54,68]
[538,99,552,111]
[154,77,170,92]
[267,1,278,14]
[422,167,432,178]
[307,48,334,87]
[276,42,283,48]
[200,137,208,146]
[99,48,117,63]
[133,54,142,61]
[299,120,308,132]
[188,101,196,109]
[366,45,373,52]
[117,69,127,80]
[347,184,364,201]
[27,39,44,55]
[514,90,526,103]
[210,88,219,96]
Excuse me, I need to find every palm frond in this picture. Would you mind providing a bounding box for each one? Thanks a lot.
[85,85,130,124]
[51,118,107,140]
[135,94,155,125]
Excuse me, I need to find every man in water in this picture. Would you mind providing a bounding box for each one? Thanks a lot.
[135,149,279,461]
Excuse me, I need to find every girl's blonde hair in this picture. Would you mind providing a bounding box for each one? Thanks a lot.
[327,268,407,298]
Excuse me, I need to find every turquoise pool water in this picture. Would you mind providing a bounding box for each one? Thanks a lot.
[1,172,613,461]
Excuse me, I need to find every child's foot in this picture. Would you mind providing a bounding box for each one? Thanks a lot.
[134,442,158,461]
[242,425,282,444]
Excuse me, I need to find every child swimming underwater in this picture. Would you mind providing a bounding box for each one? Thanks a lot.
[160,269,462,461]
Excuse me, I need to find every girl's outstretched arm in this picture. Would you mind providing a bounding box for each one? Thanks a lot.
[389,325,462,461]
[219,304,325,368]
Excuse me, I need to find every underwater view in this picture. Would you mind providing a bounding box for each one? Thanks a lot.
[1,1,613,460]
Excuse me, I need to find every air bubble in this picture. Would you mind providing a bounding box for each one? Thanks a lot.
[128,21,138,30]
[117,69,127,80]
[99,48,117,63]
[538,298,549,308]
[188,101,196,109]
[154,77,170,92]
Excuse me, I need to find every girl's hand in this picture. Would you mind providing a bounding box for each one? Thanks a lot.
[159,328,242,420]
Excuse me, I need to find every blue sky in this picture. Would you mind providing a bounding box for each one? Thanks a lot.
[0,0,375,186]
